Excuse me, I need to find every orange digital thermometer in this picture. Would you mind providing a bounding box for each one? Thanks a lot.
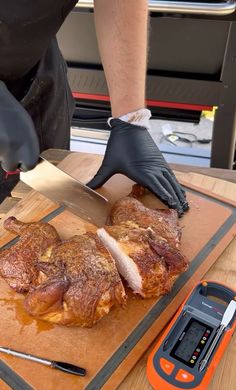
[147,281,236,390]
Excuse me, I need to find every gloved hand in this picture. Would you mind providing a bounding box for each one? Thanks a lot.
[0,81,39,172]
[87,119,189,215]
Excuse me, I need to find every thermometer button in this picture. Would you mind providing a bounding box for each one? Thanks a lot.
[159,358,175,375]
[175,369,195,383]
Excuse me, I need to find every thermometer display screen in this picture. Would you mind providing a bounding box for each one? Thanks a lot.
[171,319,213,367]
[175,321,205,361]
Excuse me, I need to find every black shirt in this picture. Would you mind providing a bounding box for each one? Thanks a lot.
[0,0,77,81]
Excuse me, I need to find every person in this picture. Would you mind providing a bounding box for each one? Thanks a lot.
[0,0,189,215]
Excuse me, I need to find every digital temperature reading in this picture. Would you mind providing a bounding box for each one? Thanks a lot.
[171,319,213,367]
[175,321,206,361]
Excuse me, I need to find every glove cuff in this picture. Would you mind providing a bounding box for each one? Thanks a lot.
[108,108,151,130]
[108,118,149,132]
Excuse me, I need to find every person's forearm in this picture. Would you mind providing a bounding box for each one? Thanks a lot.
[94,0,148,117]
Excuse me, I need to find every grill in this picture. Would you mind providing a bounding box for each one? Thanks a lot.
[57,0,236,168]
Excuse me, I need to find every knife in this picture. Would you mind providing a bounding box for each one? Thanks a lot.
[20,157,109,227]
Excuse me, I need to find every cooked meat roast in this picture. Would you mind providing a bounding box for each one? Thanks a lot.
[98,196,188,298]
[24,233,126,327]
[0,189,188,326]
[0,218,126,327]
[0,217,60,293]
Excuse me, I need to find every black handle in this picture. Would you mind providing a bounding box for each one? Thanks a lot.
[51,361,86,376]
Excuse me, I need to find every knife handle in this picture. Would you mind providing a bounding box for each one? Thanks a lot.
[51,361,86,376]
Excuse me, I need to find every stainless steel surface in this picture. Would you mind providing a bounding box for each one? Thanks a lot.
[76,0,236,16]
[71,127,109,143]
[0,347,51,366]
[20,157,109,227]
[199,300,236,372]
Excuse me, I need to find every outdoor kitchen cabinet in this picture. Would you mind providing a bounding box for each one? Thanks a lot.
[57,0,236,169]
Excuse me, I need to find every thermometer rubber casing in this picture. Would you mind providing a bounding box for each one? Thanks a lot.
[147,281,236,390]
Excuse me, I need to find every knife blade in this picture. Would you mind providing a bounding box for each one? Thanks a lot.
[20,157,109,227]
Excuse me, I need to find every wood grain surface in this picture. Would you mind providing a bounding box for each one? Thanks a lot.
[0,380,11,390]
[119,171,236,390]
[0,152,235,390]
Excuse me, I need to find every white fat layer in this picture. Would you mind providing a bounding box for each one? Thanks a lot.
[97,228,142,293]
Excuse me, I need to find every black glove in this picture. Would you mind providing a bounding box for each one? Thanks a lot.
[87,119,189,215]
[0,81,39,172]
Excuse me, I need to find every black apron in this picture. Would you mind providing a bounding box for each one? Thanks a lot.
[0,0,77,201]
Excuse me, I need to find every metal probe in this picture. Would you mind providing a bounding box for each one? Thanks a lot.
[199,300,236,372]
[0,347,86,376]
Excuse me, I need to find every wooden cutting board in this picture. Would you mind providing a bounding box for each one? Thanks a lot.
[0,153,235,390]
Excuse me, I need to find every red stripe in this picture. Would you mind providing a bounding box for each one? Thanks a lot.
[72,92,213,112]
[4,170,20,180]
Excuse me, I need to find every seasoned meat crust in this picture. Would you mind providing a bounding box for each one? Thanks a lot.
[98,196,188,298]
[0,190,187,325]
[0,219,126,327]
[24,233,126,327]
[111,197,182,247]
[0,217,60,293]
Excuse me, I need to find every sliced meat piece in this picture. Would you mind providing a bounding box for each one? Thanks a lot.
[99,196,188,298]
[98,222,169,298]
